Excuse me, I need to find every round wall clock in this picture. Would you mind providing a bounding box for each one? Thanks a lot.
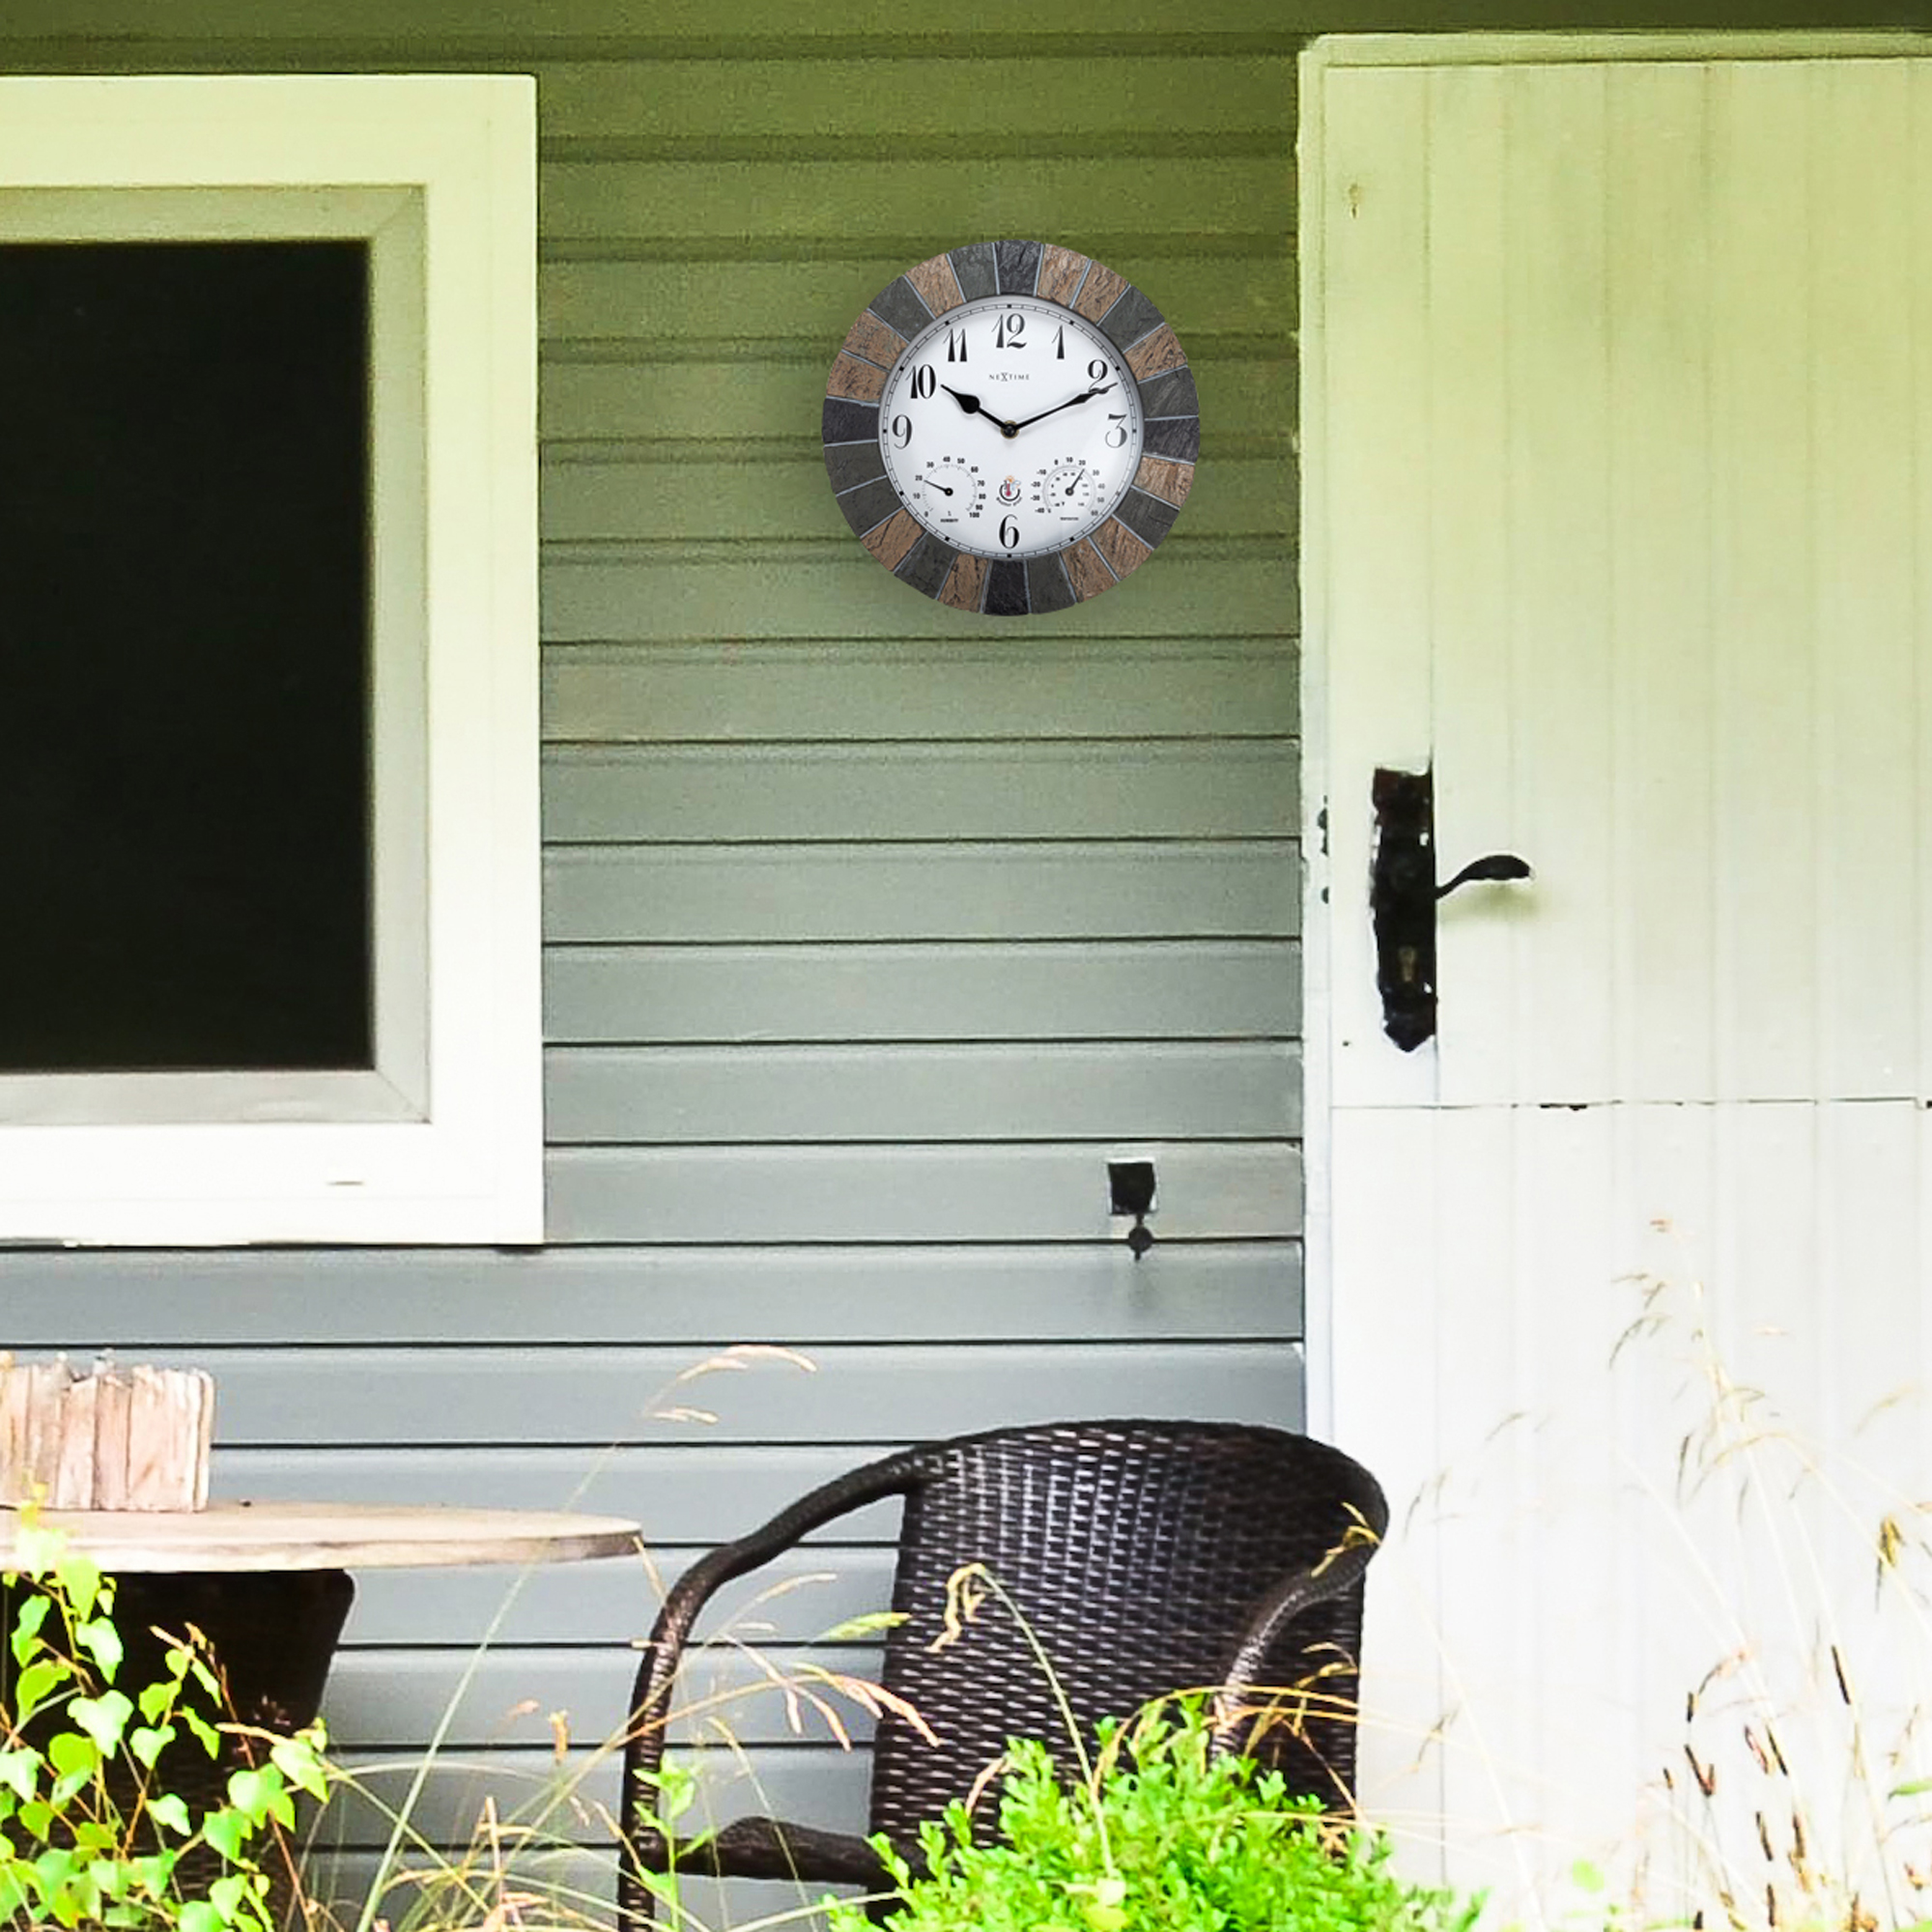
[822,239,1200,616]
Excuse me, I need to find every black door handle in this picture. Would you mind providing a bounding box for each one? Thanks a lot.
[1370,767,1530,1052]
[1436,852,1533,898]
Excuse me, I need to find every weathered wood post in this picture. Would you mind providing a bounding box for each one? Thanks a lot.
[0,1356,213,1511]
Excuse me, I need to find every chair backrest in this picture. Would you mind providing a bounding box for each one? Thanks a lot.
[864,1418,1383,1846]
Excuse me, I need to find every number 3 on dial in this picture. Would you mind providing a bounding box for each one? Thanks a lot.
[822,239,1199,617]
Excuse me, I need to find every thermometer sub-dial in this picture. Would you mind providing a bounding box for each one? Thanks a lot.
[1031,457,1105,530]
[905,456,986,533]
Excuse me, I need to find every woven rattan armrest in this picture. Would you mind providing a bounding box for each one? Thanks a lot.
[1214,1476,1388,1754]
[620,1446,931,1889]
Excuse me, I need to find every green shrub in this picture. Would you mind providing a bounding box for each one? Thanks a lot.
[0,1511,328,1932]
[823,1699,1484,1932]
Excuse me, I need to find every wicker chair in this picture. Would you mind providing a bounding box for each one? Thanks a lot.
[618,1417,1387,1928]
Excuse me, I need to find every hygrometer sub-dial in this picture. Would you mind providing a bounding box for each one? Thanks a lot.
[903,455,987,535]
[1031,457,1105,531]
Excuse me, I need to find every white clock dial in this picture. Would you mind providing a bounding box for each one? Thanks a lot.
[877,295,1144,561]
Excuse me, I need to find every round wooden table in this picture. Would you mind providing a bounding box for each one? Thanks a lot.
[1,1498,645,1909]
[2,1497,643,1733]
[5,1499,643,1572]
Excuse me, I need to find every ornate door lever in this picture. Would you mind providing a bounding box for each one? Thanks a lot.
[1370,767,1530,1052]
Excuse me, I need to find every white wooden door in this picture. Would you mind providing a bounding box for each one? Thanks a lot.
[1303,39,1932,1912]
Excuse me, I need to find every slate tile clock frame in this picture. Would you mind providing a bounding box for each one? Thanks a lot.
[822,240,1200,616]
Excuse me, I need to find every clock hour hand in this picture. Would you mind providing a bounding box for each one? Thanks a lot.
[1005,382,1118,435]
[940,384,1020,438]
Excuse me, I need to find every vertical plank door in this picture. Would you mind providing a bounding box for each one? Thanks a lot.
[1304,40,1932,1911]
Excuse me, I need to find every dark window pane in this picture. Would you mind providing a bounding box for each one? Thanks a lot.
[0,240,372,1072]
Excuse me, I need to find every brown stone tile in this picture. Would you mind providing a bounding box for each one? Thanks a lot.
[906,251,964,318]
[938,551,988,611]
[1125,325,1187,383]
[861,509,923,572]
[1091,516,1152,581]
[826,353,888,404]
[1073,261,1128,324]
[1064,537,1117,603]
[1133,454,1195,507]
[1038,244,1091,308]
[843,309,907,369]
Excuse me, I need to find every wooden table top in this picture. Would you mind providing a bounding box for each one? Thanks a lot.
[2,1500,643,1573]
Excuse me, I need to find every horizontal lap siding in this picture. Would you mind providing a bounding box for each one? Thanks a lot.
[0,9,1301,1889]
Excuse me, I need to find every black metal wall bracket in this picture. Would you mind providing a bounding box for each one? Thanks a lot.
[1107,1159,1156,1261]
[1370,767,1530,1052]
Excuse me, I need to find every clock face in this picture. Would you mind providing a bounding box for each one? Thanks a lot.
[823,240,1199,617]
[876,295,1144,562]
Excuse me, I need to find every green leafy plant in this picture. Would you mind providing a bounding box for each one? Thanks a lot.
[0,1511,329,1932]
[821,1694,1484,1932]
[805,1563,1476,1932]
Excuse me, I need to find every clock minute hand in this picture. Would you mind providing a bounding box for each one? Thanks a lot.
[1005,381,1118,435]
[940,384,1020,438]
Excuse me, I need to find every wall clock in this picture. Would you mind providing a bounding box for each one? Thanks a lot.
[822,239,1199,615]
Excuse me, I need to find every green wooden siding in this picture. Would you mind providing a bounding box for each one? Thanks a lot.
[0,11,1303,1896]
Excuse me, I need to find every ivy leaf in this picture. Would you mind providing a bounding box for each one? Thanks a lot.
[74,1618,123,1684]
[10,1591,51,1664]
[69,1691,133,1757]
[180,1708,221,1759]
[31,1843,78,1897]
[128,1851,178,1899]
[270,1731,328,1801]
[211,1871,254,1918]
[0,1750,39,1804]
[54,1553,104,1624]
[45,1732,99,1780]
[129,1725,172,1770]
[48,1767,94,1810]
[12,1522,70,1581]
[84,1852,128,1897]
[14,1657,69,1721]
[148,1793,192,1838]
[179,1901,223,1932]
[225,1768,270,1820]
[201,1809,246,1863]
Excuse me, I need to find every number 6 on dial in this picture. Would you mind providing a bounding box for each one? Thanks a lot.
[821,239,1199,616]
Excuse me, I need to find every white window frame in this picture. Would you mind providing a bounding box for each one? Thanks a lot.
[0,76,541,1246]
